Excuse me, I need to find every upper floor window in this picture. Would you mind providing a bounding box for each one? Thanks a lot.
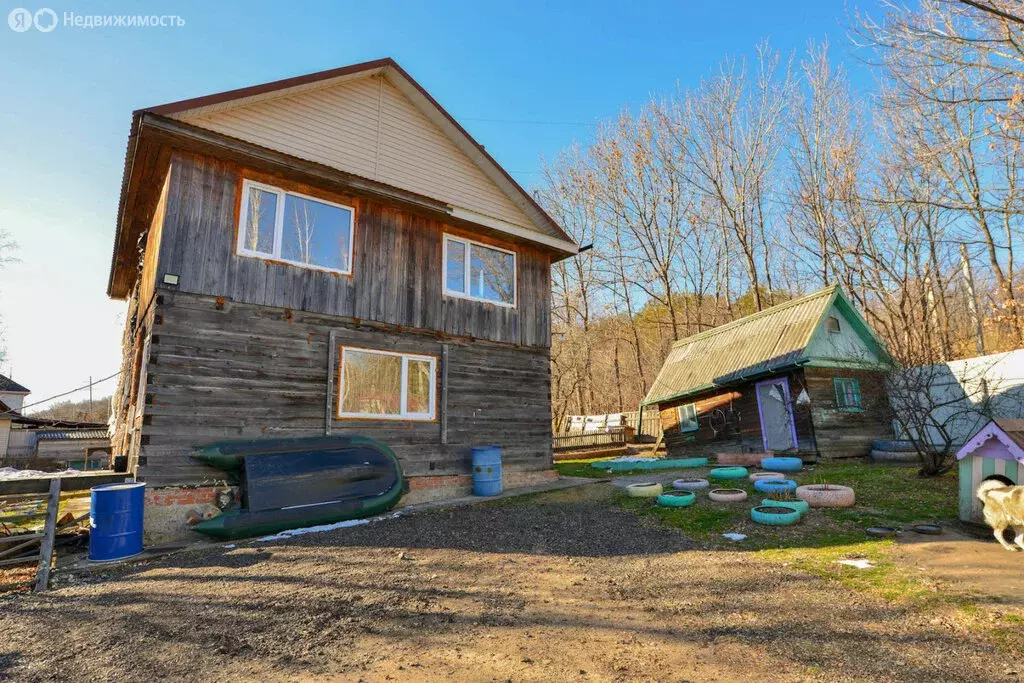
[237,179,355,274]
[443,235,516,307]
[826,316,841,334]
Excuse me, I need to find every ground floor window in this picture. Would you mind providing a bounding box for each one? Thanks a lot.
[338,347,436,420]
[833,377,862,411]
[677,403,698,432]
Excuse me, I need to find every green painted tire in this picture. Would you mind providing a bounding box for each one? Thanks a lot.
[750,505,801,526]
[709,466,749,480]
[760,498,809,517]
[625,482,663,498]
[657,491,696,507]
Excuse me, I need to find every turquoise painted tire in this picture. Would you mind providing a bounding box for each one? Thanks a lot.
[657,491,696,507]
[709,466,749,480]
[759,457,803,472]
[754,478,797,494]
[760,498,809,517]
[750,505,801,526]
[673,478,709,491]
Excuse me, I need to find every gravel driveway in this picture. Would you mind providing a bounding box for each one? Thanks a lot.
[0,484,1016,682]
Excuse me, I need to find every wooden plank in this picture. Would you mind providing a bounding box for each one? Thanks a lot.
[440,344,449,445]
[325,329,337,436]
[33,478,61,593]
[0,473,126,496]
[0,554,42,569]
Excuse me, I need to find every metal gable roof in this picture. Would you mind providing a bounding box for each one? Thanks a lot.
[0,374,29,394]
[642,286,887,406]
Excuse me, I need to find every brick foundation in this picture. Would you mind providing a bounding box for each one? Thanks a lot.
[140,469,559,543]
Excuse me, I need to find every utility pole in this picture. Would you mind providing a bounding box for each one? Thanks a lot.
[960,243,986,356]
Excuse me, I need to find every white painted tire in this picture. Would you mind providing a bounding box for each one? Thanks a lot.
[708,488,748,503]
[750,472,785,482]
[673,478,710,491]
[626,482,663,498]
[795,484,855,508]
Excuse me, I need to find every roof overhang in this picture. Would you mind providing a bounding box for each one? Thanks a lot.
[108,58,577,298]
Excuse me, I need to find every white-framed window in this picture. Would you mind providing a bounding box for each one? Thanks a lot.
[237,179,355,275]
[677,403,698,432]
[337,347,436,421]
[443,234,517,307]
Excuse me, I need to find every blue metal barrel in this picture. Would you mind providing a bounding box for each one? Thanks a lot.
[89,482,145,562]
[472,446,502,496]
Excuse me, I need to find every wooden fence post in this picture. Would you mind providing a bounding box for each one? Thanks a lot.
[33,478,61,592]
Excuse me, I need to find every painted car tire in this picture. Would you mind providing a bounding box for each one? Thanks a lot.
[673,478,709,491]
[754,478,798,494]
[795,484,855,508]
[872,440,917,453]
[708,488,748,502]
[749,471,785,482]
[657,491,696,507]
[751,505,801,526]
[909,524,942,535]
[870,449,918,464]
[709,467,749,480]
[760,498,809,517]
[625,482,663,498]
[759,457,803,472]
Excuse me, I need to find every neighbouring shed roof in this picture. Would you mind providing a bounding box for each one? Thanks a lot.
[0,374,30,394]
[35,429,110,441]
[642,285,892,407]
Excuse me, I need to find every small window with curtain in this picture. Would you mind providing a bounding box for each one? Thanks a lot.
[677,403,699,432]
[833,377,862,411]
[338,347,436,421]
[443,235,516,307]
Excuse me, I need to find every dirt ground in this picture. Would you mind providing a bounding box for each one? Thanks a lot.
[895,528,1024,608]
[0,484,1020,682]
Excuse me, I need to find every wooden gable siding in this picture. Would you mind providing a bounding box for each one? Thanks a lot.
[803,367,892,459]
[137,290,553,486]
[155,151,551,348]
[138,170,170,312]
[174,75,544,235]
[658,370,816,459]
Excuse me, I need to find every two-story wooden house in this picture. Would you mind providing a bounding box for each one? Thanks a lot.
[106,59,577,537]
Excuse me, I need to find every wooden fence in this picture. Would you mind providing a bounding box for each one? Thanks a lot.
[552,428,628,452]
[553,410,663,442]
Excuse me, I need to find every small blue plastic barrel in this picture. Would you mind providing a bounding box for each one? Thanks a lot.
[472,446,502,496]
[89,482,145,562]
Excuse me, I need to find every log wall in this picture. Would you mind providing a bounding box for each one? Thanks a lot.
[803,366,892,459]
[137,290,553,486]
[154,151,552,349]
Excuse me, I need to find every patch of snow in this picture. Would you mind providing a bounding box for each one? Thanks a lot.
[0,467,84,480]
[837,559,875,570]
[722,533,747,542]
[255,511,402,542]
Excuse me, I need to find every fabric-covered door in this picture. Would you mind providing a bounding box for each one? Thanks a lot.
[756,378,796,451]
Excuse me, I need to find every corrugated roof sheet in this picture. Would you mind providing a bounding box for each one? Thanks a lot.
[35,429,110,441]
[0,374,29,394]
[642,286,840,406]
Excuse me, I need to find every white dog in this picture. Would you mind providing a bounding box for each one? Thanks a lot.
[976,479,1024,551]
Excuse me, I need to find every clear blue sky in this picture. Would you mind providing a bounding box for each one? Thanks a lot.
[0,0,872,409]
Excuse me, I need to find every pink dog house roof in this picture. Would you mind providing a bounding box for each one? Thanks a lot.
[955,419,1024,463]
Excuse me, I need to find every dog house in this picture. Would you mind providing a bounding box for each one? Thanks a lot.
[955,419,1024,524]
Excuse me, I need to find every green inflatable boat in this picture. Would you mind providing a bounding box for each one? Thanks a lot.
[191,435,406,540]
